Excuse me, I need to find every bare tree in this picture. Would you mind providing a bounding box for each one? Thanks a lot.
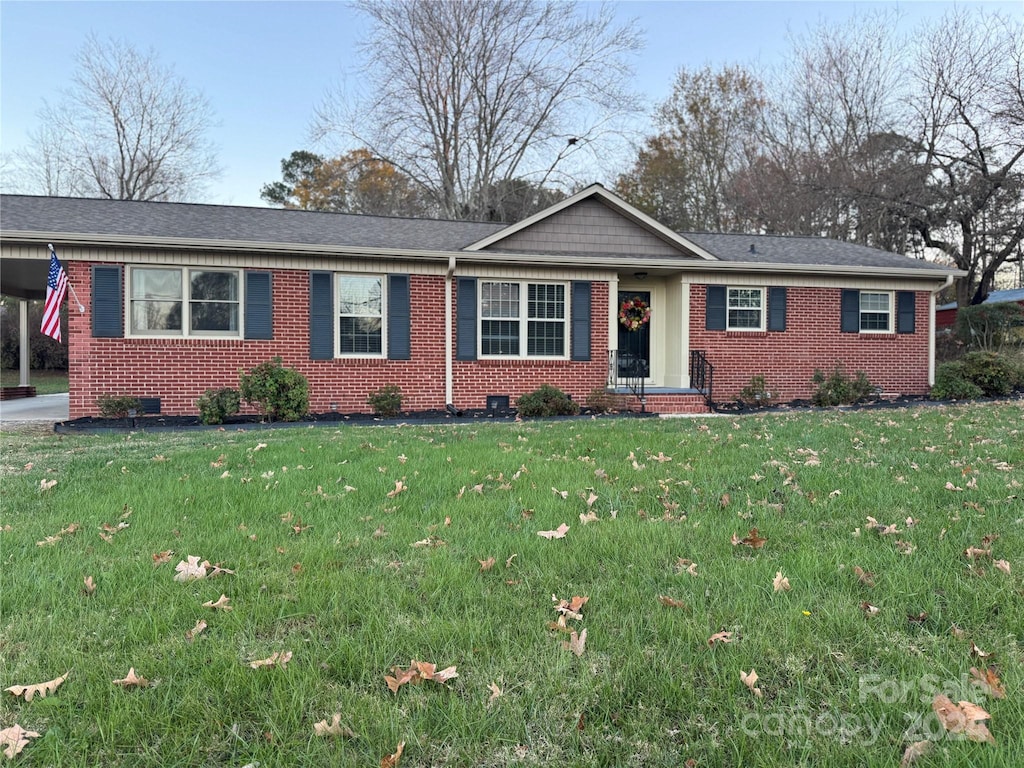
[908,10,1024,304]
[616,65,766,232]
[314,0,641,220]
[737,8,1022,302]
[14,35,220,201]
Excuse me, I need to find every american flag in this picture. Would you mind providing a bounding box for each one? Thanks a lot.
[41,251,68,342]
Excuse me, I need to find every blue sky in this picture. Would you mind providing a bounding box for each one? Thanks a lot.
[2,0,1020,207]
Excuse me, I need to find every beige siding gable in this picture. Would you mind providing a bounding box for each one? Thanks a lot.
[483,198,698,257]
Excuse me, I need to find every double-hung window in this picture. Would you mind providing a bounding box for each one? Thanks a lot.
[859,291,891,332]
[727,287,764,331]
[338,274,384,355]
[480,281,566,357]
[129,267,241,336]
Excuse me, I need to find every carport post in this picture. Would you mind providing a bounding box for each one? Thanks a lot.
[19,299,30,386]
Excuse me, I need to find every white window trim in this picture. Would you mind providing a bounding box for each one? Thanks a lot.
[726,286,765,332]
[859,290,894,334]
[126,266,243,339]
[336,273,387,358]
[479,280,569,359]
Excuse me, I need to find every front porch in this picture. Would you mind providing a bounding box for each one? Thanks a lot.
[606,348,713,415]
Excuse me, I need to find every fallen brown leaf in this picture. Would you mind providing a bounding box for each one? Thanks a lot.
[113,668,150,688]
[740,669,763,697]
[487,682,503,705]
[249,651,293,669]
[202,594,232,611]
[0,724,41,759]
[564,628,587,656]
[537,523,570,540]
[970,666,1007,699]
[931,694,995,744]
[708,631,734,647]
[5,671,70,702]
[313,713,355,738]
[381,741,405,768]
[899,740,932,768]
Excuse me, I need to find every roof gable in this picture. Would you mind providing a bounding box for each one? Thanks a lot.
[465,184,717,260]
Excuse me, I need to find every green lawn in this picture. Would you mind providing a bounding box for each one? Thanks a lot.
[1,402,1022,767]
[0,370,68,395]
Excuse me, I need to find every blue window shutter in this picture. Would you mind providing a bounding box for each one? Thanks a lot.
[92,265,123,337]
[841,290,860,332]
[896,291,915,334]
[768,287,787,331]
[706,285,726,330]
[244,271,273,340]
[309,272,334,360]
[456,277,477,360]
[388,274,411,360]
[571,281,591,361]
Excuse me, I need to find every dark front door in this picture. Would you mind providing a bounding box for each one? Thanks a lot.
[617,290,650,379]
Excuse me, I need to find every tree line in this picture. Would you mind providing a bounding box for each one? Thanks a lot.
[4,1,1022,307]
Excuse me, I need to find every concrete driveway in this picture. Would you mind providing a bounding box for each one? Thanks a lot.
[0,393,69,429]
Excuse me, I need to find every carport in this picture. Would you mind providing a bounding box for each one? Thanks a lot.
[1,251,52,397]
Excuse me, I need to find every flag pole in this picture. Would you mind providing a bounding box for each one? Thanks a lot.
[48,243,86,313]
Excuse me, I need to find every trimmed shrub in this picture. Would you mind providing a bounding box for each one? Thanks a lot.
[585,387,627,414]
[958,351,1023,397]
[738,375,774,407]
[954,302,1024,352]
[930,362,984,401]
[810,365,874,406]
[239,357,309,422]
[197,387,241,425]
[516,384,580,417]
[367,385,403,418]
[96,394,142,419]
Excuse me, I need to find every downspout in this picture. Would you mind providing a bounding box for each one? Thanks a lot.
[445,255,456,411]
[929,274,954,386]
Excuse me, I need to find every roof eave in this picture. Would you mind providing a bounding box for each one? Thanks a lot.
[3,231,966,280]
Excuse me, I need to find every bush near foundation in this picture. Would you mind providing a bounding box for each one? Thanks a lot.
[239,357,308,422]
[197,388,241,425]
[810,365,873,406]
[367,385,404,418]
[516,384,580,417]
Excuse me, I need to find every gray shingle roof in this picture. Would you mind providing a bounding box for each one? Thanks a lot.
[1,194,505,252]
[681,231,944,271]
[1,193,951,274]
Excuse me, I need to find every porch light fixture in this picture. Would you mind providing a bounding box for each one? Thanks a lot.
[634,271,648,280]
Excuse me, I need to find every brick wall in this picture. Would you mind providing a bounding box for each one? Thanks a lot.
[689,285,931,402]
[67,264,610,418]
[451,282,610,410]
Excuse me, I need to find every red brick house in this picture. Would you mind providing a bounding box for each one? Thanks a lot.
[0,185,962,418]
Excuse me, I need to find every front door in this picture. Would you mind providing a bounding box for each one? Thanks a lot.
[617,290,651,381]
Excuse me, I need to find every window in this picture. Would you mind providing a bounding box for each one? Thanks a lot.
[129,267,240,336]
[859,291,891,332]
[727,287,764,330]
[338,275,384,355]
[480,281,566,357]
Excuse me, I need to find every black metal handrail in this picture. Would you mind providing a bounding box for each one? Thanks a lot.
[690,349,714,408]
[607,350,647,412]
